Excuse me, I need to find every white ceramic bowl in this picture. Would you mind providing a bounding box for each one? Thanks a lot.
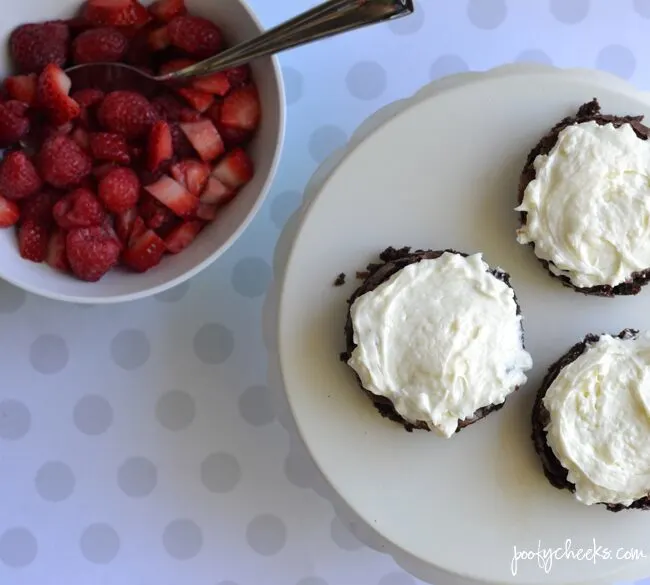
[0,0,285,303]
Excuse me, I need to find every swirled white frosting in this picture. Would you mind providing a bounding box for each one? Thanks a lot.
[347,252,532,437]
[516,121,650,288]
[543,332,650,506]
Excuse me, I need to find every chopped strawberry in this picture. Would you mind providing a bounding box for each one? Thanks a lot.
[97,90,158,139]
[192,72,230,96]
[128,215,147,246]
[179,108,203,124]
[177,88,214,113]
[217,125,251,147]
[71,127,91,151]
[199,176,234,206]
[72,27,129,64]
[66,225,121,281]
[224,65,251,87]
[71,89,105,110]
[89,132,131,165]
[158,58,195,76]
[53,188,106,229]
[114,207,137,243]
[139,194,174,229]
[98,167,141,213]
[180,120,224,162]
[167,15,223,58]
[144,175,198,217]
[9,22,69,74]
[164,219,202,253]
[21,189,59,224]
[38,135,93,189]
[0,151,42,200]
[170,159,210,196]
[151,93,184,122]
[122,228,166,272]
[211,147,253,189]
[84,0,149,27]
[37,64,81,126]
[149,0,186,22]
[169,122,195,158]
[147,120,173,172]
[0,196,20,228]
[195,202,218,222]
[18,218,49,262]
[148,26,170,51]
[220,85,260,132]
[4,74,38,106]
[0,102,30,147]
[46,228,70,272]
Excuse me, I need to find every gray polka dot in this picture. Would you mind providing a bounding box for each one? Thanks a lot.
[345,61,387,101]
[110,329,150,371]
[0,528,37,567]
[163,519,203,560]
[0,281,26,314]
[467,0,507,30]
[231,257,272,298]
[117,457,157,498]
[155,281,190,303]
[429,54,469,81]
[217,582,240,585]
[193,324,235,365]
[80,523,119,564]
[155,390,195,431]
[283,66,304,106]
[239,385,275,427]
[515,49,553,65]
[246,514,287,556]
[29,334,69,375]
[270,190,302,229]
[308,125,348,164]
[73,395,113,436]
[378,572,416,585]
[201,452,242,494]
[634,0,650,18]
[549,0,589,24]
[388,0,424,35]
[0,400,31,440]
[297,579,328,585]
[330,516,363,551]
[596,45,636,79]
[285,449,318,489]
[35,461,75,502]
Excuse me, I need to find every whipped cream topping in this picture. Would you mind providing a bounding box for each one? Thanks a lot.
[347,252,532,437]
[516,121,650,288]
[543,332,650,506]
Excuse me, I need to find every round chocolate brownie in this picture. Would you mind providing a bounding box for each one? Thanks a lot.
[516,98,650,297]
[532,329,650,512]
[340,247,533,435]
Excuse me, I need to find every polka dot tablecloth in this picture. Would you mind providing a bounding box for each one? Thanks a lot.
[2,1,650,585]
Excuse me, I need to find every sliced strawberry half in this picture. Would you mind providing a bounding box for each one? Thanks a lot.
[46,228,70,273]
[164,219,203,254]
[37,64,81,126]
[144,175,199,217]
[180,120,224,162]
[122,228,166,272]
[4,74,37,106]
[199,176,234,206]
[211,147,253,189]
[177,88,214,113]
[192,72,230,96]
[0,195,20,228]
[128,215,147,247]
[170,159,210,196]
[147,120,173,172]
[114,207,138,244]
[220,85,261,132]
[149,0,186,22]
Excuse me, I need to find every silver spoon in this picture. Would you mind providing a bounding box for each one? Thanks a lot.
[66,0,414,92]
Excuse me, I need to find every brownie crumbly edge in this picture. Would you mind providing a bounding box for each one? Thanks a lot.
[518,98,650,297]
[531,328,650,512]
[339,246,526,433]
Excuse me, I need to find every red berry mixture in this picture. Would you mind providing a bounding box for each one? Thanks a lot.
[0,0,261,282]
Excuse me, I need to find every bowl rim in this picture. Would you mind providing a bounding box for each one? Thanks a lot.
[0,0,287,304]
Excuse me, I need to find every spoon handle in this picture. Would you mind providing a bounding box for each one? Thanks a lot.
[165,0,414,81]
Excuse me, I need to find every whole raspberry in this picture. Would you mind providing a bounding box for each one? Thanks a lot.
[9,22,69,74]
[38,135,93,189]
[0,102,30,148]
[0,151,42,200]
[167,16,223,59]
[97,91,158,139]
[66,225,121,282]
